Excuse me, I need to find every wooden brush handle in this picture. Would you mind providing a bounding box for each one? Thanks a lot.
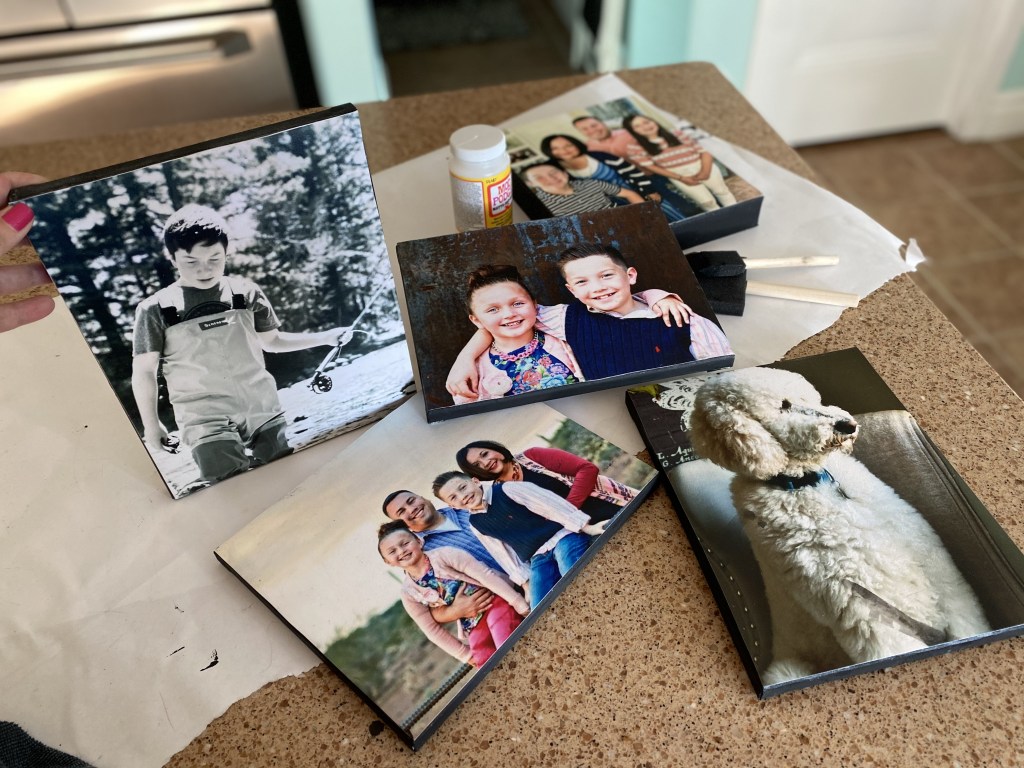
[746,280,860,307]
[743,255,840,269]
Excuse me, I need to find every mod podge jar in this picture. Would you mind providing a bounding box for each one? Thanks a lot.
[448,124,514,232]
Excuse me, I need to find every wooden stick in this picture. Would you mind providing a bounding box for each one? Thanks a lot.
[743,255,840,269]
[746,280,859,307]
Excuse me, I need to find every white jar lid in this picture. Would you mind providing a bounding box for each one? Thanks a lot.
[449,125,507,162]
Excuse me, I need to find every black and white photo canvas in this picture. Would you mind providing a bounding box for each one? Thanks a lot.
[215,396,658,748]
[626,348,1024,697]
[15,106,413,498]
[504,94,763,249]
[396,202,734,423]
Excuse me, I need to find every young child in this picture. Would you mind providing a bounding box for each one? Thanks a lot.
[377,520,528,667]
[433,470,609,608]
[622,114,737,212]
[446,243,731,400]
[456,264,582,403]
[131,203,352,484]
[553,242,732,377]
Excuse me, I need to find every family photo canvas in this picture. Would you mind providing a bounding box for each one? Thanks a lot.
[395,203,734,423]
[504,94,763,249]
[626,348,1024,697]
[16,107,413,498]
[215,396,658,748]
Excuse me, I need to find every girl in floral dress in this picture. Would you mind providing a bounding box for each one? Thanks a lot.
[453,264,583,403]
[377,521,528,666]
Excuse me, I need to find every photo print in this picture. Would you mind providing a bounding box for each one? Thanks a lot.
[395,202,734,423]
[16,106,413,498]
[215,397,658,748]
[504,94,764,248]
[626,348,1024,698]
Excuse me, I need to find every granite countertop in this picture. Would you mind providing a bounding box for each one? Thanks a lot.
[3,63,1022,767]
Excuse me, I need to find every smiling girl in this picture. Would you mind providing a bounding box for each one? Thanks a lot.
[377,521,528,667]
[622,113,736,212]
[455,264,582,403]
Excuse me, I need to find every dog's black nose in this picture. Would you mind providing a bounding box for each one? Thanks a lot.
[834,419,858,435]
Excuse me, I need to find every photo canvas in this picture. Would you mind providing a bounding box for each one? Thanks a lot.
[396,202,734,423]
[15,106,413,498]
[504,94,763,249]
[626,348,1024,697]
[215,396,658,748]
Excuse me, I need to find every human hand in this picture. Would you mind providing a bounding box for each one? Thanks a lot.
[646,192,663,202]
[446,358,481,401]
[449,584,494,619]
[650,295,693,327]
[1,172,53,333]
[581,520,609,537]
[143,422,171,452]
[335,326,355,347]
[677,174,701,185]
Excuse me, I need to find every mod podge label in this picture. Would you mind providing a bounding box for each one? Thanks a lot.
[450,166,513,231]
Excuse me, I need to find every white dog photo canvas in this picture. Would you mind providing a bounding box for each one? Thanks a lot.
[626,348,1024,697]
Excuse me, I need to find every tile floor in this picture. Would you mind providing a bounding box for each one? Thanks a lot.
[799,133,1024,397]
[379,0,1024,399]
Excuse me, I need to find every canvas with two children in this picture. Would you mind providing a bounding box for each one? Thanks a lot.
[395,202,735,422]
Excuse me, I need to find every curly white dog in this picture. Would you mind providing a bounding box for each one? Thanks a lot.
[688,367,990,684]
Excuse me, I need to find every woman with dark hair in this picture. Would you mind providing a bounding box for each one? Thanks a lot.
[621,113,736,212]
[540,133,688,221]
[455,439,637,523]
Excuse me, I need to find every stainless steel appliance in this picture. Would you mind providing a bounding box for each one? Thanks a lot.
[0,0,302,145]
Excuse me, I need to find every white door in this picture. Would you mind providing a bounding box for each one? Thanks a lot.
[744,0,979,145]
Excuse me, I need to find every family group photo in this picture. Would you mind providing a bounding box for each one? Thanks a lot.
[21,108,413,497]
[504,95,762,227]
[215,399,657,746]
[396,202,734,422]
[627,349,1024,696]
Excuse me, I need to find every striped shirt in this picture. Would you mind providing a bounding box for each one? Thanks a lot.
[627,133,705,172]
[532,177,620,216]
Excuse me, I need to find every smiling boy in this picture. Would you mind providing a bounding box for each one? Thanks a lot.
[446,241,731,399]
[552,243,731,378]
[131,203,352,484]
[433,470,608,608]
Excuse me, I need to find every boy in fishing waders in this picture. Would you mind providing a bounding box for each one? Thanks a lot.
[131,204,352,484]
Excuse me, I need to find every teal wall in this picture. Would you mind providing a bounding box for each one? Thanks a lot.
[1001,29,1024,90]
[622,0,759,90]
[297,0,390,104]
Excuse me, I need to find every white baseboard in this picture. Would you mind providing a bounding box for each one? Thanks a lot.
[949,89,1024,142]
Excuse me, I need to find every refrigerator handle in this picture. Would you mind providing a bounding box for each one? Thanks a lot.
[0,31,251,80]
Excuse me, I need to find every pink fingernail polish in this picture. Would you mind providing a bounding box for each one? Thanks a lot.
[2,202,34,231]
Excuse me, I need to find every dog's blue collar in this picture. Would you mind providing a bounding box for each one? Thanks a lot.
[764,468,835,491]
